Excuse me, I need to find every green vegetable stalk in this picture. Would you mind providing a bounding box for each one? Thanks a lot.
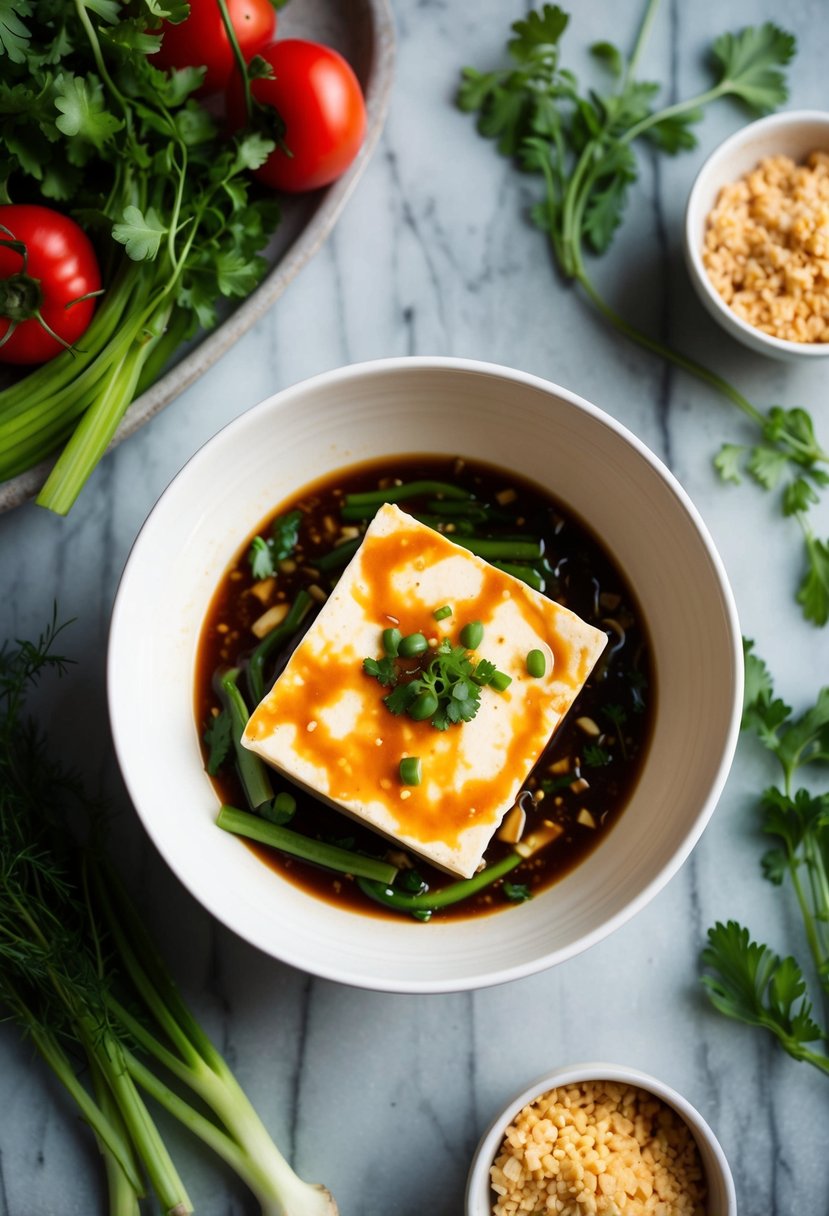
[0,619,338,1214]
[458,2,829,626]
[701,641,829,1076]
[0,0,283,513]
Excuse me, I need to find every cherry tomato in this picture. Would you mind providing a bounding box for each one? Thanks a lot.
[0,205,101,366]
[228,39,367,193]
[156,0,276,95]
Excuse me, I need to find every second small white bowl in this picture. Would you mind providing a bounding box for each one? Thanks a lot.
[466,1063,736,1216]
[684,109,829,361]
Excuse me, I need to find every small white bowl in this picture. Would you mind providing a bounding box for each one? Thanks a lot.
[108,357,742,993]
[465,1063,736,1216]
[684,109,829,361]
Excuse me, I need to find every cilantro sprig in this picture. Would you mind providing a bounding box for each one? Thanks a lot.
[362,633,509,731]
[460,4,829,626]
[247,510,303,579]
[0,0,283,514]
[700,641,829,1075]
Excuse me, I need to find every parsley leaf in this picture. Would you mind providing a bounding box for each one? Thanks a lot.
[503,881,532,903]
[362,656,397,688]
[583,743,610,767]
[798,535,829,627]
[710,23,796,113]
[54,73,122,149]
[248,536,275,581]
[246,511,303,580]
[111,205,166,261]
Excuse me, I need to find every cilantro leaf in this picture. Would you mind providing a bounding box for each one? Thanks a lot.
[363,656,397,688]
[271,510,302,561]
[701,922,824,1056]
[710,24,796,113]
[508,5,569,61]
[54,73,122,149]
[714,443,745,485]
[782,477,819,517]
[797,535,829,627]
[740,639,791,744]
[583,743,610,767]
[111,205,166,261]
[503,881,532,903]
[589,40,623,77]
[383,681,419,717]
[248,536,275,580]
[747,444,790,490]
[204,710,232,776]
[642,108,702,154]
[582,145,637,254]
[0,0,31,64]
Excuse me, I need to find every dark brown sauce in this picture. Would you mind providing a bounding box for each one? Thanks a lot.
[195,456,655,921]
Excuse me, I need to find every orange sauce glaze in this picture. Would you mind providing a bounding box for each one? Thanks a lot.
[245,518,595,851]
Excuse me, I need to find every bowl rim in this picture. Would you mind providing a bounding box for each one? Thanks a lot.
[464,1061,737,1216]
[684,108,829,358]
[108,355,744,993]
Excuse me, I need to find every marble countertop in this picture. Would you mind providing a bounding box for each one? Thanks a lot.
[1,1,827,1213]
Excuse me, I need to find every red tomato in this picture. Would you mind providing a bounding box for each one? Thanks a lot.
[228,39,367,193]
[0,205,101,366]
[156,0,276,95]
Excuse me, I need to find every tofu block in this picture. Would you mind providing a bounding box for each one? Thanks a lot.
[242,504,607,878]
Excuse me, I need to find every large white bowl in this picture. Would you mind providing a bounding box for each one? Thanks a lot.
[465,1063,736,1216]
[684,109,829,361]
[108,357,743,993]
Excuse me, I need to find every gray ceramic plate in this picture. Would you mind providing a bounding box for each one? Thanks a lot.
[0,0,395,513]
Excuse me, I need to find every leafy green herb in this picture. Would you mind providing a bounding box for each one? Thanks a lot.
[503,881,532,903]
[247,510,304,578]
[460,4,829,626]
[0,2,283,514]
[700,641,829,1074]
[583,743,610,767]
[363,635,510,731]
[203,708,232,775]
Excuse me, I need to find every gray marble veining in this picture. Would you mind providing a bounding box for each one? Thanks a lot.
[2,1,828,1213]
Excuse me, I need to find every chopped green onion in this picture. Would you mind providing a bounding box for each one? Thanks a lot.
[460,620,484,650]
[526,649,547,678]
[357,851,523,915]
[453,537,542,560]
[399,757,423,785]
[217,806,399,884]
[490,561,545,591]
[344,481,474,507]
[383,627,402,656]
[261,791,297,825]
[433,605,453,621]
[398,632,428,658]
[312,537,362,571]
[215,669,273,811]
[247,590,313,705]
[409,692,439,721]
[491,670,513,692]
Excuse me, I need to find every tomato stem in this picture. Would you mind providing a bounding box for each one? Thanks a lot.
[0,272,44,322]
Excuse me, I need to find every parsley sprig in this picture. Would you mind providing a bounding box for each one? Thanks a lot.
[459,3,829,626]
[0,0,283,514]
[363,637,507,731]
[700,641,829,1075]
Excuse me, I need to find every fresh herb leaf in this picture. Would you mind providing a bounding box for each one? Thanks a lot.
[111,205,167,262]
[503,881,532,903]
[701,923,827,1072]
[590,40,623,77]
[710,23,795,113]
[362,656,397,687]
[0,0,31,63]
[248,536,275,580]
[583,743,610,767]
[54,73,122,148]
[204,710,232,776]
[798,535,829,627]
[270,510,302,561]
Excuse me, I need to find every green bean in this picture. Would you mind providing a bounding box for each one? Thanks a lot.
[412,515,476,536]
[433,605,453,621]
[398,632,428,658]
[217,807,399,884]
[452,537,542,560]
[338,504,377,522]
[215,670,273,811]
[383,627,402,656]
[344,481,474,507]
[424,500,490,520]
[490,561,545,591]
[246,590,313,705]
[356,852,523,916]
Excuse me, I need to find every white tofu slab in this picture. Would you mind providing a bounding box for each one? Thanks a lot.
[242,504,607,878]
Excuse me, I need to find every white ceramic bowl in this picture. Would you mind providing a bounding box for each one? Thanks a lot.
[465,1063,736,1216]
[684,109,829,361]
[108,357,742,993]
